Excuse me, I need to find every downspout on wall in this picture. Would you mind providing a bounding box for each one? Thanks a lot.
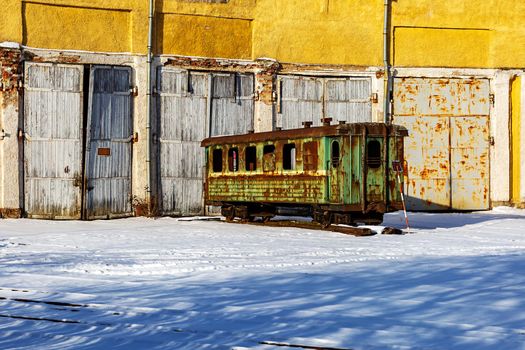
[146,0,154,214]
[383,0,392,124]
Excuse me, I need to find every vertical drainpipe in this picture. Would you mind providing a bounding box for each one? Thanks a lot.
[383,0,392,206]
[383,0,392,124]
[146,0,154,214]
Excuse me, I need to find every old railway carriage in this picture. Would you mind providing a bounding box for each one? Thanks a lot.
[201,122,408,227]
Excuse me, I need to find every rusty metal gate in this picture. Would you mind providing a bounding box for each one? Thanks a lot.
[84,66,133,219]
[393,77,491,210]
[156,68,254,215]
[276,76,372,129]
[23,62,84,219]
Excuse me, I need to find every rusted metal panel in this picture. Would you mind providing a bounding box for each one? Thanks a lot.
[157,68,207,215]
[277,76,372,129]
[450,116,490,209]
[394,78,491,117]
[394,116,451,210]
[23,62,83,219]
[211,73,254,136]
[85,66,133,219]
[393,77,490,210]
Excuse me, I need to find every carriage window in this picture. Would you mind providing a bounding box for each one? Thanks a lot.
[303,141,318,171]
[283,143,296,170]
[331,141,340,168]
[245,146,257,171]
[263,144,276,172]
[228,147,239,172]
[367,140,382,168]
[212,148,222,172]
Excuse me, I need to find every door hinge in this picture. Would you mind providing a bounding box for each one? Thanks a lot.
[370,93,378,103]
[18,129,31,141]
[489,93,495,106]
[131,86,138,96]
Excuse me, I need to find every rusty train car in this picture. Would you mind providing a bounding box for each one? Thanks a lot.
[201,120,408,227]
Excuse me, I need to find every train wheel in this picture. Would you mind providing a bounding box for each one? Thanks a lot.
[320,211,332,229]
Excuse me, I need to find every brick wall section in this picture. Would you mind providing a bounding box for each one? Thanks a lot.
[1,48,21,108]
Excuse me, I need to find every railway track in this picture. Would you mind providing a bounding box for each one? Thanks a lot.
[0,288,354,350]
[1,286,520,349]
[224,218,404,236]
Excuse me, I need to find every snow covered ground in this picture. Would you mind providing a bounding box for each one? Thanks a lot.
[1,207,525,349]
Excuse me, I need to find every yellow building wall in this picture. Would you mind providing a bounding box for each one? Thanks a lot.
[1,0,524,68]
[252,0,384,66]
[392,0,525,68]
[23,2,132,53]
[1,0,23,43]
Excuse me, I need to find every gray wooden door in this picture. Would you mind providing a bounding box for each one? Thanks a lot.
[23,62,84,219]
[85,66,133,219]
[276,75,372,129]
[157,69,208,216]
[210,73,254,136]
[157,68,254,216]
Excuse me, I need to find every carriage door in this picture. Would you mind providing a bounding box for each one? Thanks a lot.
[23,62,84,219]
[329,139,343,203]
[85,66,133,219]
[365,137,385,206]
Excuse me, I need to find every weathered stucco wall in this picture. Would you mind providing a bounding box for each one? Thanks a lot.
[0,46,22,217]
[1,1,523,67]
[252,0,384,66]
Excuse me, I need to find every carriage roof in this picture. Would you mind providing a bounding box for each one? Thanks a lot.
[201,122,408,147]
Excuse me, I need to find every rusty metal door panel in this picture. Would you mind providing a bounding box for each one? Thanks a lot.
[394,116,451,210]
[394,78,490,117]
[278,76,323,129]
[393,77,490,210]
[393,79,432,116]
[210,73,254,136]
[24,62,83,219]
[325,78,372,123]
[450,116,490,209]
[157,69,208,215]
[85,66,133,219]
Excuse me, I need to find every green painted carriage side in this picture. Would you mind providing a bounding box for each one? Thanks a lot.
[202,123,408,213]
[205,136,332,205]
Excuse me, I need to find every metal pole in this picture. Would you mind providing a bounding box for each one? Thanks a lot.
[383,0,392,124]
[146,0,154,214]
